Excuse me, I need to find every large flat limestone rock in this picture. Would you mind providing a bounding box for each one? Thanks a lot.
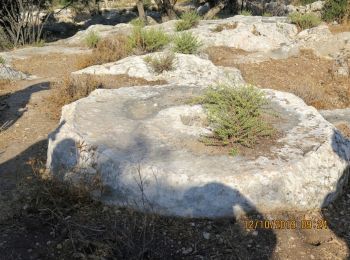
[47,84,350,218]
[73,53,244,87]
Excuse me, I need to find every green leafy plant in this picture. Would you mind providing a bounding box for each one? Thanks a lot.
[85,31,101,49]
[195,84,274,154]
[0,56,5,65]
[239,10,252,16]
[173,32,202,54]
[322,0,349,22]
[175,11,201,31]
[144,52,175,74]
[289,12,321,29]
[128,27,170,52]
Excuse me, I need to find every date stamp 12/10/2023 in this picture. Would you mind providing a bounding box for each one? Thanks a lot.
[244,219,328,230]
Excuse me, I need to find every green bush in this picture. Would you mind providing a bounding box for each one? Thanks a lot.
[289,12,321,29]
[322,0,349,22]
[173,32,202,54]
[195,84,274,154]
[0,56,5,65]
[85,31,101,48]
[128,27,170,52]
[175,11,201,31]
[144,52,175,74]
[239,10,252,16]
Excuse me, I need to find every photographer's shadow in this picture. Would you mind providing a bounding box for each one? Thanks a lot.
[183,182,277,259]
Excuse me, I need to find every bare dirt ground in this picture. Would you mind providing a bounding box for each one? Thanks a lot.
[0,46,350,259]
[206,47,350,110]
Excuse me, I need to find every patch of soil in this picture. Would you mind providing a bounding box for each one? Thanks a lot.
[335,123,350,139]
[329,23,350,34]
[206,46,249,66]
[208,47,350,109]
[11,53,92,79]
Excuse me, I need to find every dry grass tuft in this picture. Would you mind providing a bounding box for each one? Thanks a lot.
[47,74,167,119]
[211,22,238,32]
[144,52,175,74]
[76,35,131,69]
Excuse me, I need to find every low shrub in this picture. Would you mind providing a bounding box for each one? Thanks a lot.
[144,52,175,73]
[175,11,201,31]
[0,56,5,65]
[239,10,252,16]
[289,12,321,30]
[129,17,146,27]
[195,84,274,154]
[85,31,101,48]
[173,32,202,54]
[74,35,130,69]
[322,0,349,22]
[128,27,170,53]
[262,12,273,17]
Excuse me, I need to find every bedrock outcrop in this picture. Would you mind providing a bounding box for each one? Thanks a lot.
[47,83,350,218]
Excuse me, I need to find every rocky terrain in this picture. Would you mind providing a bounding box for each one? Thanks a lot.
[0,5,350,260]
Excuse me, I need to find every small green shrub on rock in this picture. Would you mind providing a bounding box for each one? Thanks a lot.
[322,0,349,22]
[85,31,101,48]
[173,32,202,54]
[239,10,252,16]
[128,27,170,52]
[0,56,5,65]
[289,12,321,29]
[195,84,274,154]
[144,52,175,74]
[175,11,201,31]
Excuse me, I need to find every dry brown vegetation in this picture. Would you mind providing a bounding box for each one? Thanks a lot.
[80,35,131,67]
[211,22,238,32]
[207,47,350,109]
[144,52,175,73]
[47,74,166,119]
[329,22,350,34]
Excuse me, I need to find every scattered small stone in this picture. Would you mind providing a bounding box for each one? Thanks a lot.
[203,232,210,240]
[252,230,258,236]
[182,247,193,255]
[56,244,62,249]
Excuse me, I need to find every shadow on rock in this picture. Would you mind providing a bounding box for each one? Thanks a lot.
[183,182,277,259]
[0,81,50,131]
[322,129,350,257]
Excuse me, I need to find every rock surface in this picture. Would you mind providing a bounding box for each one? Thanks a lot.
[47,83,350,217]
[73,53,244,86]
[0,65,28,80]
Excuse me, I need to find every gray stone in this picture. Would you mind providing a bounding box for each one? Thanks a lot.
[47,83,350,218]
[73,52,244,87]
[197,3,210,16]
[0,65,28,80]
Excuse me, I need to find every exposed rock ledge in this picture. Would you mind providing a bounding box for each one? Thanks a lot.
[47,84,350,218]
